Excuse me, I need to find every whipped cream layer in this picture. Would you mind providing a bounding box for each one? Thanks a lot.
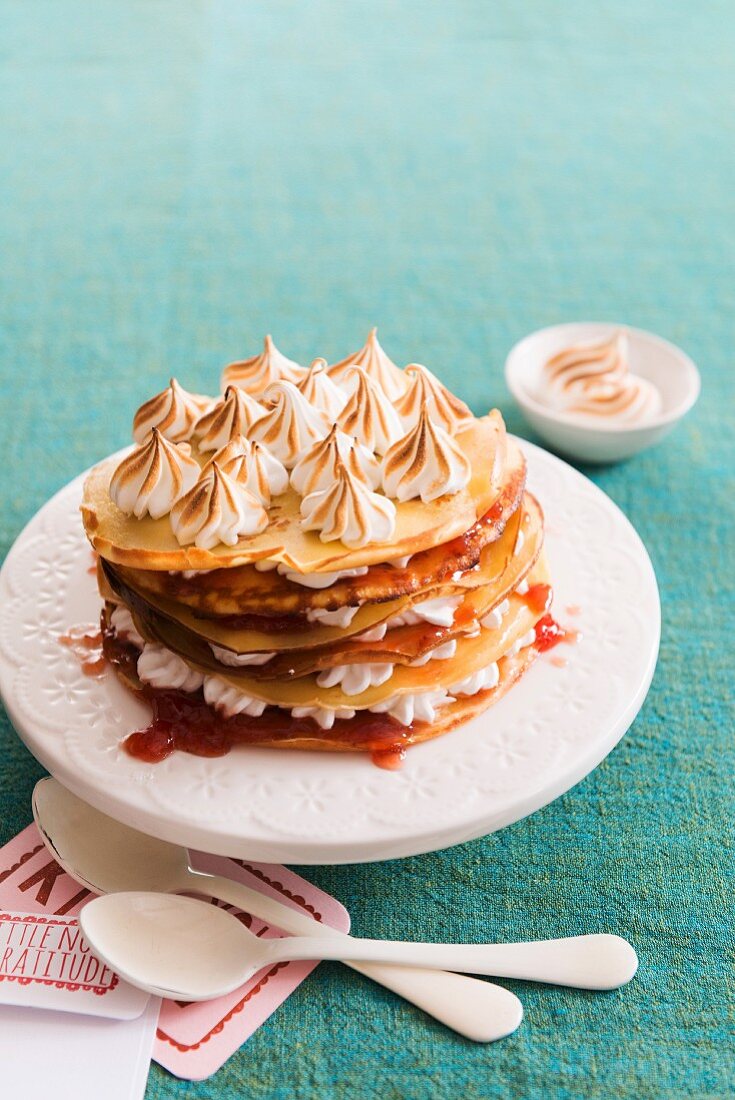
[110,584,529,728]
[538,331,661,424]
[129,621,533,728]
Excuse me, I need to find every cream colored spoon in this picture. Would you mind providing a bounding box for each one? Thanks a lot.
[33,778,522,1042]
[80,892,638,1002]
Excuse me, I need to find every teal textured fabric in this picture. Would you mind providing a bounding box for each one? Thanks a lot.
[1,3,734,1097]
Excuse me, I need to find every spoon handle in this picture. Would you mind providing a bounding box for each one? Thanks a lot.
[268,933,638,990]
[188,870,522,1042]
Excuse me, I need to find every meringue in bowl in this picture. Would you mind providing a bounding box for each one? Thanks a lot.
[505,322,700,463]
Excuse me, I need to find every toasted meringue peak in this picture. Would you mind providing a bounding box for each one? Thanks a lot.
[328,327,408,401]
[170,462,268,549]
[300,459,396,548]
[396,363,474,433]
[204,439,288,505]
[249,379,330,468]
[297,358,346,420]
[382,405,471,503]
[193,385,266,452]
[336,367,405,455]
[109,428,200,520]
[540,331,661,422]
[132,378,208,444]
[290,423,380,496]
[221,334,306,394]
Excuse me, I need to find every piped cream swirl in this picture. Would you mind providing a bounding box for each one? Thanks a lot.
[337,367,404,454]
[382,406,471,502]
[540,331,661,422]
[328,327,408,401]
[132,378,207,444]
[395,364,474,432]
[300,459,396,548]
[221,334,305,394]
[109,428,200,519]
[170,463,268,549]
[290,423,380,496]
[137,643,205,693]
[249,380,330,467]
[194,386,266,452]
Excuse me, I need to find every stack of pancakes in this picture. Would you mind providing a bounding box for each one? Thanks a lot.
[82,332,553,761]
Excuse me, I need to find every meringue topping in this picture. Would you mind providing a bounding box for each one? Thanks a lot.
[382,405,471,503]
[290,423,380,496]
[300,459,396,548]
[396,363,474,432]
[540,331,662,422]
[170,462,268,549]
[221,334,306,394]
[328,327,409,401]
[203,439,288,505]
[249,380,330,468]
[193,385,266,452]
[132,378,207,444]
[297,359,346,420]
[336,367,405,454]
[109,428,200,519]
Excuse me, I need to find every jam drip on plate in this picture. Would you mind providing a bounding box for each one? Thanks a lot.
[58,624,107,677]
[101,624,410,765]
[122,689,411,765]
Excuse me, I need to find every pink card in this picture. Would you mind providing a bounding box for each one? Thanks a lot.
[154,851,350,1079]
[0,824,350,1081]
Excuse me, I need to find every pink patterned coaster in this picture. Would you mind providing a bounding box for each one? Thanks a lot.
[0,824,350,1081]
[154,851,350,1078]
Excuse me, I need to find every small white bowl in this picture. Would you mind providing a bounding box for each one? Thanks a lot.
[504,322,700,463]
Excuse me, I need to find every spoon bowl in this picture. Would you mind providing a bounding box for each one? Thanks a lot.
[80,893,267,1000]
[33,778,191,895]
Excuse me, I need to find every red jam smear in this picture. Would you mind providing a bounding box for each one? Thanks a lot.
[371,747,407,771]
[123,693,411,764]
[520,583,552,615]
[534,613,579,653]
[453,599,478,628]
[100,627,411,765]
[121,687,408,764]
[58,625,107,677]
[441,499,505,562]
